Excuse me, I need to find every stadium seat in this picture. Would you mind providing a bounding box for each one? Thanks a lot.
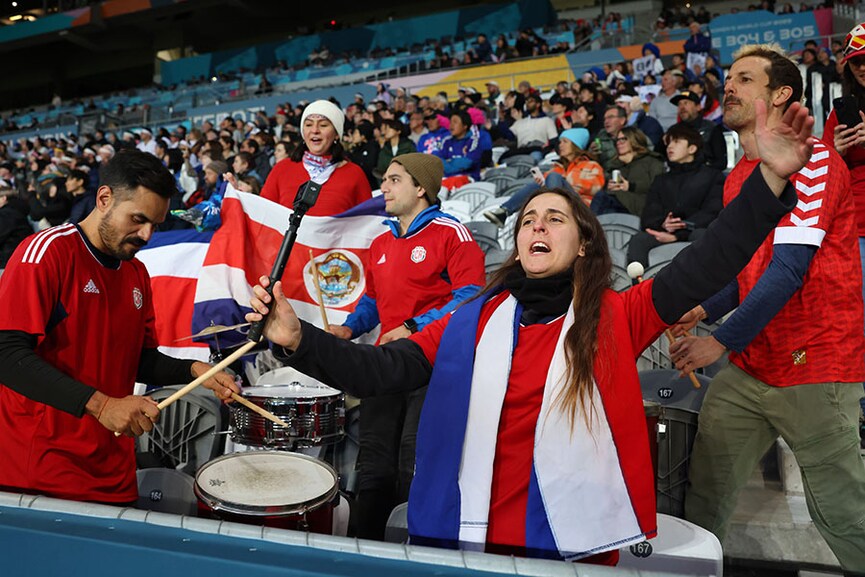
[602,223,638,251]
[597,212,640,229]
[610,262,633,292]
[484,165,527,180]
[723,130,740,172]
[384,502,409,544]
[609,246,627,269]
[648,242,690,267]
[502,154,537,169]
[484,174,519,196]
[448,187,496,214]
[439,199,472,223]
[639,369,709,413]
[464,221,501,253]
[618,514,722,577]
[484,248,510,278]
[136,468,198,516]
[491,146,509,165]
[137,384,225,476]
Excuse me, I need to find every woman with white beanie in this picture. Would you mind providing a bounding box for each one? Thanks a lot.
[261,99,372,216]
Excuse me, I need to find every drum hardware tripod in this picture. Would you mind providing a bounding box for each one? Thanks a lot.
[210,324,223,363]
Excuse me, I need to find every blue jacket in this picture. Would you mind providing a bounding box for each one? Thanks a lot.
[436,130,485,180]
[417,128,451,155]
[684,33,712,55]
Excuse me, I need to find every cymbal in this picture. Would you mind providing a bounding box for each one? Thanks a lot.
[174,322,250,342]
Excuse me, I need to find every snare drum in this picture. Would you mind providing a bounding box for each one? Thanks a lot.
[230,368,345,449]
[195,451,338,533]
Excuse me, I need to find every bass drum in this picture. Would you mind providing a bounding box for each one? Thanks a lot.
[195,451,338,533]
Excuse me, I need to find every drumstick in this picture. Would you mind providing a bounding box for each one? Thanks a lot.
[114,339,258,437]
[229,392,289,428]
[627,262,701,389]
[664,328,702,389]
[157,340,257,409]
[309,249,330,331]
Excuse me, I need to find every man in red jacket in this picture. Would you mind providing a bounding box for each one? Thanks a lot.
[330,152,485,540]
[671,45,865,573]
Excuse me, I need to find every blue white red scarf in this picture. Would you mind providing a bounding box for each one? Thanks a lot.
[408,290,650,560]
[302,151,337,185]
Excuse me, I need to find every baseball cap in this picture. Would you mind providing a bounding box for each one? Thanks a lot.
[670,91,701,106]
[842,22,865,63]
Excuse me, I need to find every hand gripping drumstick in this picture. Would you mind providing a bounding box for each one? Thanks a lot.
[627,262,701,389]
[115,182,324,436]
[663,329,702,389]
[309,249,330,331]
[116,341,289,436]
[115,341,268,436]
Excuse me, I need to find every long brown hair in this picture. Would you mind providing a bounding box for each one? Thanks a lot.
[617,126,651,158]
[486,187,612,428]
[842,62,865,115]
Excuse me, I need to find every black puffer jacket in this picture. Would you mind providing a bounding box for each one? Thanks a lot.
[640,154,725,241]
[0,196,33,268]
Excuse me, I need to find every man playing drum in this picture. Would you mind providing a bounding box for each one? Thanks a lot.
[0,149,239,505]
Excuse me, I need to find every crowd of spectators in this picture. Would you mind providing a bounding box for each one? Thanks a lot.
[0,38,736,272]
[0,15,625,136]
[2,3,846,272]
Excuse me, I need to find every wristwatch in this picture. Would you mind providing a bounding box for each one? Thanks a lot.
[403,318,418,333]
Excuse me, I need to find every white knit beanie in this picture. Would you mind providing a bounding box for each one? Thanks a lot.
[300,100,345,138]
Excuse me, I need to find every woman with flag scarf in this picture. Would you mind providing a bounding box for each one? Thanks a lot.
[246,101,813,565]
[261,100,371,216]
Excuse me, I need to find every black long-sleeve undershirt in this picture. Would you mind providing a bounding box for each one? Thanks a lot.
[278,167,797,398]
[0,330,197,418]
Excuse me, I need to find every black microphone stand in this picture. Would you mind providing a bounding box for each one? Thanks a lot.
[247,181,322,343]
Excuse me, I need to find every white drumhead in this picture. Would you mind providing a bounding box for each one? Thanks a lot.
[197,452,336,508]
[255,366,326,388]
[244,383,340,399]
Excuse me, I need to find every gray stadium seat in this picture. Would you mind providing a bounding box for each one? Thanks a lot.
[448,187,496,214]
[384,502,409,544]
[502,154,537,169]
[598,213,641,251]
[137,384,225,476]
[647,242,691,267]
[484,248,511,278]
[136,468,198,516]
[464,220,501,253]
[611,263,633,292]
[597,212,641,230]
[639,369,709,413]
[602,223,638,251]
